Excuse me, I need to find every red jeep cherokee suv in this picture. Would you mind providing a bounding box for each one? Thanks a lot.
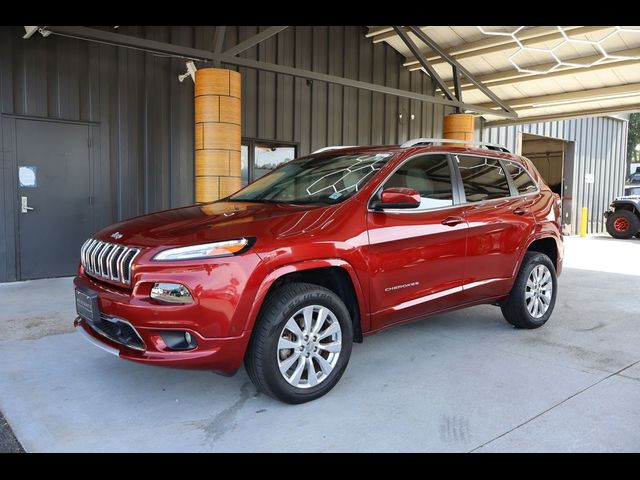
[74,138,563,404]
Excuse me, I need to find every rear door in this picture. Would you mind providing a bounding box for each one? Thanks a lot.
[366,153,468,330]
[454,155,537,302]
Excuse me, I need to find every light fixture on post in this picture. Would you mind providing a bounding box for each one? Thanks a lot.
[178,60,197,83]
[22,26,52,39]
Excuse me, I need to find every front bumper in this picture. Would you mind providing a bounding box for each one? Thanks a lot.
[75,317,250,373]
[73,268,257,373]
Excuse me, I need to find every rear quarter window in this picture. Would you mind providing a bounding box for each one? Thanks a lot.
[503,160,538,195]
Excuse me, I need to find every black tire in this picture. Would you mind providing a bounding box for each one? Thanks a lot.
[244,282,353,404]
[606,210,640,239]
[501,251,557,329]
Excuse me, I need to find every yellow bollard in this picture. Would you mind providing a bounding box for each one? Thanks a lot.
[580,207,588,237]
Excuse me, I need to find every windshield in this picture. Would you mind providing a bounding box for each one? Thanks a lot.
[229,152,393,204]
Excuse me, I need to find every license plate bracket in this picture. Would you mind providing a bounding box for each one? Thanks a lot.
[75,287,100,324]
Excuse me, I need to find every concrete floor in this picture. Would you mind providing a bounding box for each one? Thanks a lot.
[0,235,638,452]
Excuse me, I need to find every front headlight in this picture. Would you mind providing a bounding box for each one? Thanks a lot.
[153,238,252,261]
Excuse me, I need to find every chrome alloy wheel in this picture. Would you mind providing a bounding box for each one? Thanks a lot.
[525,265,553,319]
[277,305,342,389]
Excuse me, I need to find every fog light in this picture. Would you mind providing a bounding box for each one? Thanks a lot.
[160,330,198,350]
[150,283,193,304]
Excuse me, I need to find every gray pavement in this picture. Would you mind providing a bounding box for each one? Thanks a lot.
[0,235,639,452]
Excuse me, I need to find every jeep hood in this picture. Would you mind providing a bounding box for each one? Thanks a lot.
[94,200,345,249]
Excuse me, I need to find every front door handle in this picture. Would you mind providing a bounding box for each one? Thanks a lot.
[513,207,529,216]
[21,196,34,213]
[441,216,465,227]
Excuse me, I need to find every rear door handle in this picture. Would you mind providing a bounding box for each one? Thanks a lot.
[441,216,465,227]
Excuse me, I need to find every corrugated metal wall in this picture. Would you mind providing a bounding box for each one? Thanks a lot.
[480,117,629,234]
[0,25,451,281]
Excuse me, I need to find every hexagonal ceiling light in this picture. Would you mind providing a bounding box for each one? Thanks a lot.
[477,26,640,74]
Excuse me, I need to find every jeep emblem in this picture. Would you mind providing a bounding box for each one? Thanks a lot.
[111,231,124,240]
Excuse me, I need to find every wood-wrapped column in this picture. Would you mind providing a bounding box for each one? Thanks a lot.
[443,113,474,143]
[194,68,242,203]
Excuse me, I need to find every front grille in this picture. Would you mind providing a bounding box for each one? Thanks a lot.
[87,314,146,351]
[80,239,140,286]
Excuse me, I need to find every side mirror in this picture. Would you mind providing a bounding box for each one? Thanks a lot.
[371,187,421,210]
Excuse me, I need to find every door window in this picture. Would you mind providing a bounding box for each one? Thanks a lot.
[382,154,454,210]
[457,156,511,202]
[503,160,538,195]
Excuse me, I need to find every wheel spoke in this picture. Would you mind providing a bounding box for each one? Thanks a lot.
[525,290,534,299]
[318,321,340,341]
[288,355,306,386]
[278,337,299,350]
[279,351,301,374]
[284,318,304,339]
[302,306,314,334]
[541,270,551,285]
[318,341,342,353]
[527,297,536,315]
[313,353,334,376]
[527,279,535,290]
[306,357,319,386]
[312,307,328,334]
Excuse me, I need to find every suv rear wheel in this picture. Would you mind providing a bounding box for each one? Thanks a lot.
[606,210,640,239]
[245,282,353,404]
[501,251,557,329]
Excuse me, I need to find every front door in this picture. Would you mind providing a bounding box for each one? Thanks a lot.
[16,119,93,279]
[366,153,468,330]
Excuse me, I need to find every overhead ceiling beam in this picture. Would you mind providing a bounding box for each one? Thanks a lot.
[404,26,613,69]
[485,103,640,127]
[445,52,640,92]
[407,26,516,115]
[365,26,394,38]
[37,26,517,119]
[392,26,455,101]
[217,52,515,117]
[212,26,226,67]
[44,25,216,61]
[223,26,288,56]
[476,83,640,111]
[371,26,428,43]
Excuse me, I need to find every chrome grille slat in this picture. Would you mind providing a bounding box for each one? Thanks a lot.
[99,244,113,277]
[92,242,106,274]
[87,241,101,273]
[80,239,140,286]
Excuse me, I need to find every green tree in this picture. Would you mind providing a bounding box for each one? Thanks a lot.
[628,112,640,163]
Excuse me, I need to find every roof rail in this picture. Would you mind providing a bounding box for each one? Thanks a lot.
[311,145,357,154]
[400,138,510,153]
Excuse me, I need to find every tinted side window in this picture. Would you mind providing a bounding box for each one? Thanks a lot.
[383,154,454,210]
[503,160,538,195]
[457,156,511,202]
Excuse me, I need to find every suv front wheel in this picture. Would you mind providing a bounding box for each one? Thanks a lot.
[501,251,557,329]
[245,282,353,404]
